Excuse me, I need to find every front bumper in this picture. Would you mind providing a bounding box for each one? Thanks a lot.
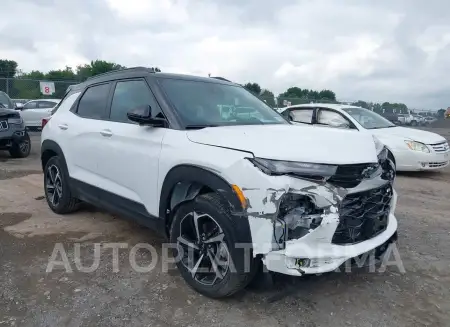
[263,211,397,276]
[395,148,449,171]
[225,158,398,276]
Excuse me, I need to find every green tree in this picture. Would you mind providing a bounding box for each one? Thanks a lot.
[437,109,446,118]
[0,59,18,93]
[318,89,336,101]
[76,60,126,80]
[351,100,369,109]
[244,82,262,95]
[260,89,276,107]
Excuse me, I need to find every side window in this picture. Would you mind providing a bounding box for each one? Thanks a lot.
[317,109,353,129]
[53,92,81,115]
[38,101,58,109]
[288,109,314,124]
[110,80,156,123]
[23,102,37,110]
[76,83,110,119]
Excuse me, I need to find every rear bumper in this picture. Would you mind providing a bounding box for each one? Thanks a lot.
[0,127,28,148]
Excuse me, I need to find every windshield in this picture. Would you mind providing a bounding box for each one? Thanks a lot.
[342,107,396,129]
[0,92,13,109]
[158,78,287,128]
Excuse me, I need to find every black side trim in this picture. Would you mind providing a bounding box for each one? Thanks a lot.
[41,140,66,172]
[70,178,165,235]
[159,165,251,244]
[159,165,244,218]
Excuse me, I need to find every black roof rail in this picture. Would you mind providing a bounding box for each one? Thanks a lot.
[86,66,153,81]
[210,76,232,82]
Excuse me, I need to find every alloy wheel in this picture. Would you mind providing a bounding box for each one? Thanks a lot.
[46,164,63,207]
[19,140,30,153]
[177,211,230,286]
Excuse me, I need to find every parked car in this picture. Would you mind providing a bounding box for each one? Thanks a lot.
[280,104,449,171]
[12,98,30,109]
[424,116,437,124]
[397,113,415,125]
[0,105,31,158]
[410,115,425,126]
[18,99,61,128]
[41,67,398,298]
[0,91,14,110]
[380,112,401,124]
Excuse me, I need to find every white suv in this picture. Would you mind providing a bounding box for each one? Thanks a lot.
[41,67,398,298]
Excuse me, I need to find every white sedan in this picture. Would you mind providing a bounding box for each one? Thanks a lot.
[279,103,449,171]
[18,99,61,128]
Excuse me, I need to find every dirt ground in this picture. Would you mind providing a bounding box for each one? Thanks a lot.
[1,129,450,327]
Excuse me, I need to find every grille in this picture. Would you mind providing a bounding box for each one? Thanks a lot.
[430,141,449,153]
[0,120,8,131]
[327,163,378,189]
[428,162,448,168]
[332,183,393,245]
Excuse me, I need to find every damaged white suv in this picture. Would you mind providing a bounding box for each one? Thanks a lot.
[41,68,398,298]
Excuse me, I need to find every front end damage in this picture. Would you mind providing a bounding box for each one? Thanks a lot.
[225,148,398,276]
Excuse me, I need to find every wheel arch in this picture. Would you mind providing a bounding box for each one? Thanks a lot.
[385,147,396,166]
[159,165,249,240]
[41,140,66,172]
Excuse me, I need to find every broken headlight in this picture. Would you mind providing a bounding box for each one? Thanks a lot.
[278,194,324,241]
[247,157,337,178]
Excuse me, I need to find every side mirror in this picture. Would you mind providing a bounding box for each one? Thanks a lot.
[15,103,23,110]
[127,105,166,127]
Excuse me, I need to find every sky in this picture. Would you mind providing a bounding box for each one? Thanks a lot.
[1,0,449,109]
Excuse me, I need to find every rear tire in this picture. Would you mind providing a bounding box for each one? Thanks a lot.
[9,132,31,158]
[169,193,255,298]
[44,156,80,214]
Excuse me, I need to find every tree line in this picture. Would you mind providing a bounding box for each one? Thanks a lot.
[0,59,160,99]
[0,58,436,116]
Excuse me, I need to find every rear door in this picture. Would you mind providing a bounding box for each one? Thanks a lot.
[283,107,315,124]
[61,83,112,191]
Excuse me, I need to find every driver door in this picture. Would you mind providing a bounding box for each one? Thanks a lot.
[95,79,166,216]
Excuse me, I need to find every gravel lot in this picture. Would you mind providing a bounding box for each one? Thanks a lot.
[1,129,450,327]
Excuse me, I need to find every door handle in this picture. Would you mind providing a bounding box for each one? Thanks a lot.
[100,129,113,137]
[58,124,68,130]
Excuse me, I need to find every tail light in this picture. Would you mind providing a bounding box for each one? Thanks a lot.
[42,117,51,128]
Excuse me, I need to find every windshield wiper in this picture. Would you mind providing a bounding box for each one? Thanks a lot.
[185,124,219,130]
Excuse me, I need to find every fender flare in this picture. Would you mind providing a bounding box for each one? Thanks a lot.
[41,140,67,171]
[159,165,251,243]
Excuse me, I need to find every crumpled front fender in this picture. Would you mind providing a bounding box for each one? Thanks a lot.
[223,159,346,255]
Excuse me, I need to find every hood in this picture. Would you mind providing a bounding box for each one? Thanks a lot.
[371,126,445,144]
[0,108,20,118]
[187,124,378,165]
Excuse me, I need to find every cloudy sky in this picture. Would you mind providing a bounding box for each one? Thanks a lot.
[1,0,449,108]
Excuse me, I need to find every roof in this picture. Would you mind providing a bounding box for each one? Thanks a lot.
[78,67,237,87]
[281,103,362,112]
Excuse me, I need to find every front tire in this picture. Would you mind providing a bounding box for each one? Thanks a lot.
[169,193,255,298]
[9,132,31,158]
[44,156,80,214]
